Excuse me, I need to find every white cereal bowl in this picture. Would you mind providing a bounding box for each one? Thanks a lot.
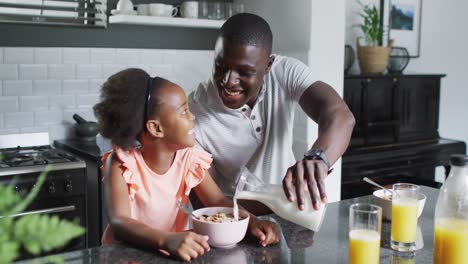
[373,189,426,221]
[191,207,249,248]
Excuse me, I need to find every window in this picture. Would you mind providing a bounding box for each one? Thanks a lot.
[0,0,107,27]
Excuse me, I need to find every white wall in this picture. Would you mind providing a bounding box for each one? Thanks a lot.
[0,47,213,142]
[404,1,468,147]
[305,0,346,203]
[345,0,468,148]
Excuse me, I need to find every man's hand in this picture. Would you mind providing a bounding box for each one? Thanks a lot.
[282,159,328,210]
[162,231,210,262]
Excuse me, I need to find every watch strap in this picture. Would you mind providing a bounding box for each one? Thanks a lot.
[304,148,331,168]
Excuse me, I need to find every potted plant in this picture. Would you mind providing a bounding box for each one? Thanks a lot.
[356,1,393,74]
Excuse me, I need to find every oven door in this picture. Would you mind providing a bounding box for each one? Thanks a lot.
[12,196,87,260]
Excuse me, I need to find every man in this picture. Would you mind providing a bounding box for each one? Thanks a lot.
[188,13,355,212]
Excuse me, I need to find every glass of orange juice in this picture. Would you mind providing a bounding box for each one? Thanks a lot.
[391,183,419,252]
[349,203,382,264]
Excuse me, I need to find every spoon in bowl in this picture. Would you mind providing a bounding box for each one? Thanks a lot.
[363,177,393,197]
[176,200,195,217]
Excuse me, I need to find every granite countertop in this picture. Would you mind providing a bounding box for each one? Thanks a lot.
[19,186,439,263]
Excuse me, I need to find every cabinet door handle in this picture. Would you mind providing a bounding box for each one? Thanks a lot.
[367,120,399,127]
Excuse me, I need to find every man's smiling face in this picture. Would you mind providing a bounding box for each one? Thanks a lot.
[212,37,273,109]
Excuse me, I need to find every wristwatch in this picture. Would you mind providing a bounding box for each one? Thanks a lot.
[304,148,331,169]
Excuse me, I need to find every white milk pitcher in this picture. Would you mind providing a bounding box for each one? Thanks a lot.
[233,167,327,231]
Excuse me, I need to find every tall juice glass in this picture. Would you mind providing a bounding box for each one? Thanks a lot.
[349,203,382,264]
[391,183,419,252]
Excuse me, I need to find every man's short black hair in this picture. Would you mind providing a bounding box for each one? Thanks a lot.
[220,13,273,53]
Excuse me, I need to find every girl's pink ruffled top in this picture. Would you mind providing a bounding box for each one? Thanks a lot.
[101,146,212,245]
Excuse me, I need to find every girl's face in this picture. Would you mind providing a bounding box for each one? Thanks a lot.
[155,83,196,149]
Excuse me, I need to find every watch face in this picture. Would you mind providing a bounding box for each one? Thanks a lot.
[306,148,322,157]
[304,148,330,168]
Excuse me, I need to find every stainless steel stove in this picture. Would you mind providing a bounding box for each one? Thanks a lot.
[0,145,85,174]
[0,133,87,259]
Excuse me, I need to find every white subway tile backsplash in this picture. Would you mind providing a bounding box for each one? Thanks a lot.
[126,64,151,74]
[76,64,102,79]
[91,48,116,64]
[63,48,90,64]
[102,64,127,79]
[4,48,34,64]
[116,49,139,64]
[5,112,34,128]
[1,47,213,137]
[0,64,18,80]
[19,64,48,80]
[49,95,76,110]
[34,48,62,64]
[89,79,105,93]
[33,80,62,95]
[163,50,213,67]
[63,80,89,94]
[0,128,20,135]
[3,80,33,96]
[172,65,205,92]
[139,49,165,64]
[48,64,75,80]
[150,65,173,78]
[48,124,74,141]
[87,114,97,122]
[20,126,49,134]
[19,96,49,112]
[35,110,63,125]
[77,93,99,108]
[0,97,19,113]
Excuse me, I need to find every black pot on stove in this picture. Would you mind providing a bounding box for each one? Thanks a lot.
[73,114,98,142]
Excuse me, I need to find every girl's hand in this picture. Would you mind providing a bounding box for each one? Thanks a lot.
[249,218,280,247]
[162,231,210,262]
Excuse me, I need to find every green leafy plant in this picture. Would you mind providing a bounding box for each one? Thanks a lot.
[0,159,86,264]
[357,1,385,46]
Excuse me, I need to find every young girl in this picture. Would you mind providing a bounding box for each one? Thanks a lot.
[94,68,279,262]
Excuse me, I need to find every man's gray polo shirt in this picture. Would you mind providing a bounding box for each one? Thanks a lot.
[188,55,316,195]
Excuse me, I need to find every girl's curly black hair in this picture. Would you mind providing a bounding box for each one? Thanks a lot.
[93,68,169,150]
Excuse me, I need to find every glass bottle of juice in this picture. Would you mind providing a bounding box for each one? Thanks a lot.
[434,154,468,264]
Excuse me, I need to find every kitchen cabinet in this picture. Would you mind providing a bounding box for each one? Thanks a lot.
[341,74,467,199]
[344,74,443,147]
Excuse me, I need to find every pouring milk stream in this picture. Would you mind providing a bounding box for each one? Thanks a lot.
[233,167,327,231]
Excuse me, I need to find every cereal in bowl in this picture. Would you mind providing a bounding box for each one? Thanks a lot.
[197,212,242,223]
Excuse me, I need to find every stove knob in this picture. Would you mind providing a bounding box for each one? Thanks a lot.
[48,182,56,194]
[65,180,73,193]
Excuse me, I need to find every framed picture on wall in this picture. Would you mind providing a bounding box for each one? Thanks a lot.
[382,0,422,57]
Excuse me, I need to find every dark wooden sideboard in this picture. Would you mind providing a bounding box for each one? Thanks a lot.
[341,74,466,199]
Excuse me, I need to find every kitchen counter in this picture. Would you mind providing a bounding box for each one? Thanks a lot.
[20,186,439,263]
